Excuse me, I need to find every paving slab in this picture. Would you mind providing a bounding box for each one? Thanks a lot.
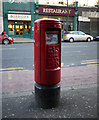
[2,85,98,118]
[1,65,98,119]
[1,65,98,95]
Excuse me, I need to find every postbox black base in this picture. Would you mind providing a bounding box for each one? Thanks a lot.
[35,83,60,109]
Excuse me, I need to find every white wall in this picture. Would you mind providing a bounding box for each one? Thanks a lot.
[75,0,98,7]
[39,0,98,6]
[39,0,74,5]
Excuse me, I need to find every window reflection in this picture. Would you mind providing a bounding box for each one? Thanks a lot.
[8,21,31,36]
[16,25,19,35]
[25,23,31,35]
[20,25,23,35]
[15,22,24,24]
[8,23,14,35]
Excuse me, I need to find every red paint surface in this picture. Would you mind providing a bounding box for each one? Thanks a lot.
[34,19,62,85]
[0,35,14,44]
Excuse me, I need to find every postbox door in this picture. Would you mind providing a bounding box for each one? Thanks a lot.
[46,30,61,69]
[40,23,61,85]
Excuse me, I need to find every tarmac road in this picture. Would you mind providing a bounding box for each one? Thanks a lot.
[1,41,98,70]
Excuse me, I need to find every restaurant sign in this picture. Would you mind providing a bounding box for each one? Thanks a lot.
[39,6,75,16]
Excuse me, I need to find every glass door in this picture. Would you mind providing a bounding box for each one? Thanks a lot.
[24,22,31,37]
[9,21,31,38]
[64,22,73,31]
[20,25,24,36]
[15,24,24,37]
[15,25,19,36]
[8,21,15,36]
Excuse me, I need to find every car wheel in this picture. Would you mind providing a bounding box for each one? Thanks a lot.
[3,39,10,45]
[87,38,91,42]
[69,38,74,42]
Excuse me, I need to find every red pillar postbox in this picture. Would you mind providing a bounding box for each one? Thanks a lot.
[34,19,62,108]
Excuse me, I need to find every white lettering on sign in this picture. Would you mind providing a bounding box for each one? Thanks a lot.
[78,16,90,22]
[43,8,71,14]
[8,14,31,21]
[82,11,99,18]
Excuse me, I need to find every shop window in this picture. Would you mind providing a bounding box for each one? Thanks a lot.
[39,15,48,19]
[64,22,73,31]
[8,21,31,36]
[8,22,14,35]
[20,25,24,35]
[24,23,31,35]
[64,17,73,21]
[25,21,31,24]
[8,21,14,24]
[61,21,63,29]
[16,25,19,35]
[49,16,63,21]
[15,22,24,24]
[25,22,28,24]
[68,24,73,31]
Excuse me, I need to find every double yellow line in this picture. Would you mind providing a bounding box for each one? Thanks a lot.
[0,61,98,72]
[81,61,99,65]
[61,61,99,68]
[0,67,24,72]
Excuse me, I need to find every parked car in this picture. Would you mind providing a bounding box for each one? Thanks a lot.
[0,34,14,44]
[63,31,93,42]
[93,35,99,41]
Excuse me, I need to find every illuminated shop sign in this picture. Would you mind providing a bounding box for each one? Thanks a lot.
[8,14,31,21]
[39,6,75,16]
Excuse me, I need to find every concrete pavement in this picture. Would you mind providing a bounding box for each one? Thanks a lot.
[14,38,63,43]
[2,65,97,94]
[2,85,98,118]
[1,64,98,119]
[14,38,35,43]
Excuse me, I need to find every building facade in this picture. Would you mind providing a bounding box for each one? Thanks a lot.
[38,4,78,35]
[78,7,99,36]
[3,0,36,38]
[3,0,78,38]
